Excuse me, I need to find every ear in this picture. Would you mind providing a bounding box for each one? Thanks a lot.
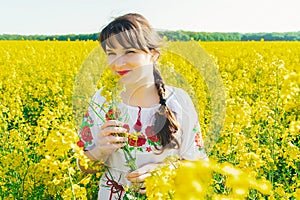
[150,50,159,62]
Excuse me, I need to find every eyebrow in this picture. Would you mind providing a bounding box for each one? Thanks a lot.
[106,47,137,52]
[106,49,114,53]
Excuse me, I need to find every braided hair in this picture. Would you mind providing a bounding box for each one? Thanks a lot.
[153,66,179,149]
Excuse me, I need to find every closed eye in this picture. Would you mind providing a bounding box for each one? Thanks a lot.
[125,50,136,54]
[107,52,116,56]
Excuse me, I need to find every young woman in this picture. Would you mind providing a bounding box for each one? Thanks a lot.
[77,13,207,199]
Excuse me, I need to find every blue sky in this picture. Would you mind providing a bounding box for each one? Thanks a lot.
[1,0,299,35]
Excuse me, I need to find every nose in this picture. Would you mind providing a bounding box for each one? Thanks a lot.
[112,54,126,69]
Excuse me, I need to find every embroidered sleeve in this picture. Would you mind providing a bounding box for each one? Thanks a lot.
[193,122,205,150]
[77,89,106,151]
[77,111,95,150]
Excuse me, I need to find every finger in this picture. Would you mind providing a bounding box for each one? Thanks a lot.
[102,126,127,135]
[126,167,150,178]
[126,173,151,183]
[133,182,146,194]
[100,126,128,137]
[98,136,127,145]
[101,120,124,129]
[139,188,146,195]
[100,143,126,152]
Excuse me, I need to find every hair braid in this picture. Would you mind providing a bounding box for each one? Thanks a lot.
[153,65,180,150]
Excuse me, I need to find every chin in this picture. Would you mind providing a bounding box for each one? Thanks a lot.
[119,76,143,87]
[119,76,132,84]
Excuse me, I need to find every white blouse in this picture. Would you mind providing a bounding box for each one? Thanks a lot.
[77,86,207,199]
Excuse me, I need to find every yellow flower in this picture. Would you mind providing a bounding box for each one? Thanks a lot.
[1,40,299,198]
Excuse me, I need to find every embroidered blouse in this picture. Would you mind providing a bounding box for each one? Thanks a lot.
[78,86,207,199]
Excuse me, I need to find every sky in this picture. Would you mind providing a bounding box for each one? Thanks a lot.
[1,0,300,35]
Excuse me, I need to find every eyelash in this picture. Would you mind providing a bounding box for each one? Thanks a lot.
[107,50,136,55]
[125,50,135,54]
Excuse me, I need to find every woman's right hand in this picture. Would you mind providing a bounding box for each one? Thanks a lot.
[97,120,128,153]
[85,120,128,161]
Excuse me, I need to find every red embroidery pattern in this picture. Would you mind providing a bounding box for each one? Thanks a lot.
[133,106,142,131]
[146,147,152,152]
[105,108,120,121]
[76,140,84,147]
[81,126,93,142]
[128,135,147,147]
[145,125,159,143]
[193,122,204,149]
[77,111,94,148]
[195,132,204,148]
[123,124,130,132]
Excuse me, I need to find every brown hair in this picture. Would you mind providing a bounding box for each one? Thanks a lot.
[99,13,179,150]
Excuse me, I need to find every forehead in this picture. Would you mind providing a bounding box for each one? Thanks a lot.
[105,39,133,51]
[104,30,143,51]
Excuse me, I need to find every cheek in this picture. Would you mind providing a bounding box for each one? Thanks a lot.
[107,61,115,73]
[107,57,114,66]
[131,55,152,67]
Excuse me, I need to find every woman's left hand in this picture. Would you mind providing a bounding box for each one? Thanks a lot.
[125,163,159,194]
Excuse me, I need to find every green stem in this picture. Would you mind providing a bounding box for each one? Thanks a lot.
[67,166,76,200]
[89,101,106,122]
[122,145,137,171]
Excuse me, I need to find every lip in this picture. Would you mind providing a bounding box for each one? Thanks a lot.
[117,70,131,76]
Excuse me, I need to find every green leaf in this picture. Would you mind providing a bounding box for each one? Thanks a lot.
[148,139,155,145]
[129,147,134,151]
[137,147,143,152]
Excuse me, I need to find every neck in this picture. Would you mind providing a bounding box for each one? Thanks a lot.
[121,82,159,107]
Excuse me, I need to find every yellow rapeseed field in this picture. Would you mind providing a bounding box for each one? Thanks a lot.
[0,40,299,199]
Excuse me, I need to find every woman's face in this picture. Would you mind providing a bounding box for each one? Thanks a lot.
[106,41,157,85]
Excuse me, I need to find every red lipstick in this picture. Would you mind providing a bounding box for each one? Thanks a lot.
[117,70,131,76]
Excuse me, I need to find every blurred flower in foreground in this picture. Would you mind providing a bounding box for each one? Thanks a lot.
[146,157,273,200]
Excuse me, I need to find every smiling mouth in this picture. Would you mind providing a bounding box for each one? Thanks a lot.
[117,70,131,76]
